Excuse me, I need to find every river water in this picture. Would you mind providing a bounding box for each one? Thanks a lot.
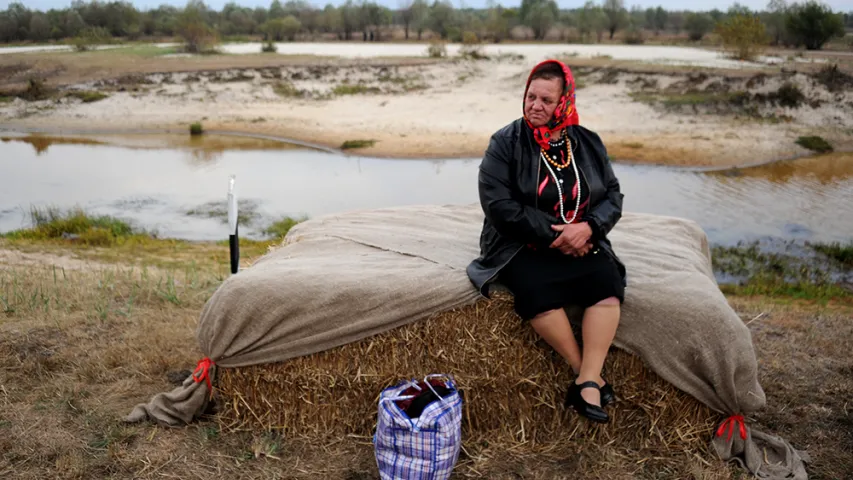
[1,133,851,245]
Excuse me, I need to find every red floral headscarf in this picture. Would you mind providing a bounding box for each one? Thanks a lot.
[523,59,580,150]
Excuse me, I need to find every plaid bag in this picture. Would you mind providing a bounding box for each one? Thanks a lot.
[374,374,463,480]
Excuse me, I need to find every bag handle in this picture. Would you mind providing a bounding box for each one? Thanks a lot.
[381,374,455,404]
[422,374,454,405]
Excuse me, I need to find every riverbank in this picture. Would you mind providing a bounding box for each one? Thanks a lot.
[1,50,851,167]
[0,212,851,478]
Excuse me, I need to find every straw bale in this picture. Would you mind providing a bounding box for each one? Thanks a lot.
[216,293,721,454]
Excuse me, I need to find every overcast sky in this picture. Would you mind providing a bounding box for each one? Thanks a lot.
[2,0,851,12]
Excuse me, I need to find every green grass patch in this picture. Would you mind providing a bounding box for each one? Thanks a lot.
[340,139,376,150]
[262,216,307,239]
[273,81,302,98]
[795,136,833,153]
[719,277,851,303]
[712,243,851,304]
[333,84,380,96]
[106,45,180,57]
[0,96,13,103]
[68,91,108,103]
[190,122,203,136]
[811,242,853,267]
[2,206,146,246]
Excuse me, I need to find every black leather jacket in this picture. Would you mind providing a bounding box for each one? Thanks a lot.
[466,119,627,297]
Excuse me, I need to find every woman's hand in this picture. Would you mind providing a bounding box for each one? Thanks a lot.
[559,243,593,257]
[550,222,592,251]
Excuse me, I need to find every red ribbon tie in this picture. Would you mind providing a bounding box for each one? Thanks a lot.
[716,414,747,441]
[192,357,215,392]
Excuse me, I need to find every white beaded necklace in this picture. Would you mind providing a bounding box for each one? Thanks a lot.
[540,136,581,225]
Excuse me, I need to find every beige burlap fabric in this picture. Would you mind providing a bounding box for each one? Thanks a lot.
[126,204,808,479]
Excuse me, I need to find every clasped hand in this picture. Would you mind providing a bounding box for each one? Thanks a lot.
[550,222,593,257]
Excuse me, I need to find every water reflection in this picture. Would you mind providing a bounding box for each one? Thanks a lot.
[0,135,851,244]
[0,133,304,158]
[1,135,105,155]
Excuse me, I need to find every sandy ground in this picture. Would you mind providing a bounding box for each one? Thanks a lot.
[1,55,851,167]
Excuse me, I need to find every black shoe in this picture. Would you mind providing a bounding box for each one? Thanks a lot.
[565,381,610,424]
[600,381,615,407]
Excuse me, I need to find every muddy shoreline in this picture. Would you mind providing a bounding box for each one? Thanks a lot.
[1,56,851,166]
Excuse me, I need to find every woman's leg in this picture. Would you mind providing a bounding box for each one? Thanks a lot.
[530,309,582,374]
[576,297,621,406]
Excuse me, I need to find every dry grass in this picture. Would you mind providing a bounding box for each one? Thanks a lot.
[0,240,851,478]
[217,293,724,478]
[0,51,440,93]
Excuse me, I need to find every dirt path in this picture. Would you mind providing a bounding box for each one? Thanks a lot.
[2,56,851,167]
[0,247,106,272]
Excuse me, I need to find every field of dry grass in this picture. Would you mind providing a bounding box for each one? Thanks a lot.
[0,233,851,479]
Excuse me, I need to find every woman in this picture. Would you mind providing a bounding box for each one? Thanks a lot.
[466,59,627,424]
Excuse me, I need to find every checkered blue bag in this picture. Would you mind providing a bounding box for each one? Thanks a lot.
[374,374,463,480]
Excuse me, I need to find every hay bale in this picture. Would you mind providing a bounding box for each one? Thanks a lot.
[217,293,721,454]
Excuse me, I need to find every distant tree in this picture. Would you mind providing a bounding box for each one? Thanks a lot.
[765,0,789,45]
[485,1,510,42]
[269,0,286,19]
[685,12,713,41]
[578,1,606,42]
[176,0,218,53]
[521,0,558,40]
[411,0,429,40]
[602,0,627,39]
[319,4,342,37]
[28,13,51,41]
[340,0,359,40]
[716,11,767,60]
[667,10,684,33]
[709,8,724,22]
[728,3,753,16]
[785,1,845,50]
[0,13,17,42]
[400,0,414,39]
[629,5,645,30]
[428,1,456,40]
[644,6,666,36]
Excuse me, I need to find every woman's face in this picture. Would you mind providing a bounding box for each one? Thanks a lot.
[524,77,563,128]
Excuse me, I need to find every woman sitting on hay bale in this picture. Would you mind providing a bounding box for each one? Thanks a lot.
[467,59,627,425]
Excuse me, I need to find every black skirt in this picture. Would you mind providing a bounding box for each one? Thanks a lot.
[498,246,625,321]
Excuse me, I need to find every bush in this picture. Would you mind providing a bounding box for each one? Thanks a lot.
[3,206,139,246]
[623,27,645,44]
[427,40,447,58]
[785,1,845,51]
[459,31,487,59]
[177,5,219,54]
[262,16,301,42]
[795,135,833,153]
[261,41,277,53]
[775,83,805,108]
[73,26,110,52]
[814,63,853,93]
[21,78,51,101]
[685,13,714,41]
[262,216,307,239]
[68,91,108,103]
[340,139,376,150]
[190,122,203,135]
[715,13,767,61]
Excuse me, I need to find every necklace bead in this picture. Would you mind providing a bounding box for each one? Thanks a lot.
[540,134,581,225]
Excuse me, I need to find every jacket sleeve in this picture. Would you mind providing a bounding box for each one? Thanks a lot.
[478,133,558,246]
[583,140,624,239]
